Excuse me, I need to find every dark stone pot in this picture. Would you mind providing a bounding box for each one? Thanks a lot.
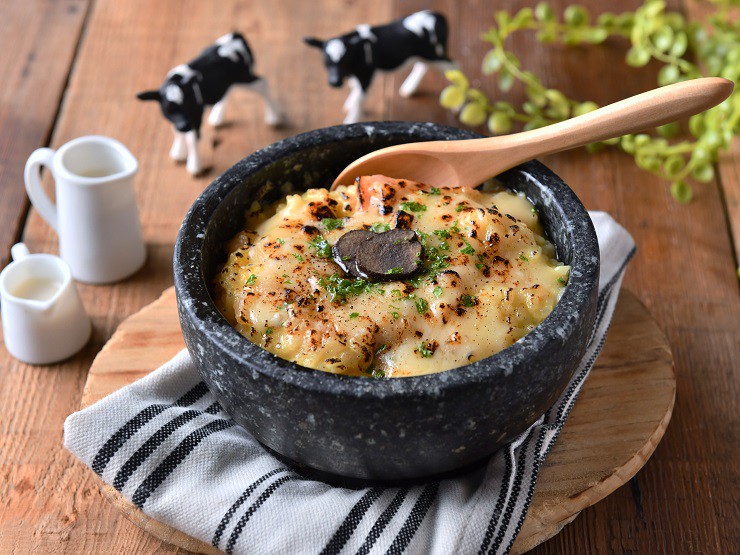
[174,122,599,484]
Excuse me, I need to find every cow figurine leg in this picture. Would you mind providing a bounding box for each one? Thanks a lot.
[184,130,202,175]
[208,93,229,127]
[245,78,282,126]
[169,130,188,162]
[305,10,454,124]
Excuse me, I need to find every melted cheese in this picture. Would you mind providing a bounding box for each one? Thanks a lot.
[214,183,569,377]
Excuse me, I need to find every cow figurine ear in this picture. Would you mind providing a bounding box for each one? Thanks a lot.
[136,90,162,102]
[303,37,324,49]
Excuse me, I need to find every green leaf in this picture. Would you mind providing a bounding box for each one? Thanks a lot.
[460,103,488,127]
[658,64,680,86]
[445,69,469,89]
[466,88,489,105]
[653,26,674,52]
[526,85,547,107]
[564,5,590,26]
[670,181,692,203]
[670,31,688,57]
[545,89,570,118]
[573,101,599,116]
[688,114,705,138]
[663,154,685,178]
[691,163,714,182]
[440,85,466,109]
[657,121,679,138]
[511,7,534,28]
[498,68,514,92]
[488,112,512,135]
[535,2,554,22]
[482,50,502,74]
[625,46,651,67]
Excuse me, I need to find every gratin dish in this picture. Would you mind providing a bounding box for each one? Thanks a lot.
[173,122,599,483]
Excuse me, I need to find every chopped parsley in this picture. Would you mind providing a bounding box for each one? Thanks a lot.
[461,242,475,255]
[460,294,478,307]
[450,220,461,233]
[519,254,529,262]
[399,201,427,213]
[349,312,359,319]
[433,229,451,239]
[321,217,346,230]
[370,222,391,233]
[371,368,385,378]
[386,267,403,275]
[557,277,567,285]
[418,341,434,358]
[433,286,443,298]
[375,344,388,356]
[292,253,305,262]
[391,311,400,319]
[308,235,332,258]
[455,204,468,212]
[245,274,257,286]
[476,263,484,269]
[415,297,429,314]
[428,187,442,195]
[318,274,382,302]
[265,327,273,335]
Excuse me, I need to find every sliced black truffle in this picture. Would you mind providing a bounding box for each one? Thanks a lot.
[332,229,373,275]
[394,210,414,230]
[355,229,422,281]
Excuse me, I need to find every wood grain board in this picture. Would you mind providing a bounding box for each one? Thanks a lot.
[1,0,738,552]
[80,287,675,554]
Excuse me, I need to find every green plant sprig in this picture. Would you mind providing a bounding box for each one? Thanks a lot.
[439,0,740,202]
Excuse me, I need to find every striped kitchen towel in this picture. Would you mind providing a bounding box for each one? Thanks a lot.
[64,211,634,555]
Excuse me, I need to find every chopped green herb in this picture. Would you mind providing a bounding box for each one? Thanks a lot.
[433,286,443,298]
[461,242,475,255]
[455,204,468,212]
[283,278,292,284]
[530,207,538,215]
[399,201,427,213]
[460,294,478,307]
[308,235,332,258]
[418,341,434,358]
[245,274,257,286]
[318,274,382,302]
[433,229,451,239]
[277,238,285,245]
[322,217,346,230]
[391,311,400,319]
[438,241,450,251]
[450,220,460,233]
[386,267,403,275]
[370,222,391,233]
[519,254,529,262]
[292,253,305,262]
[415,297,429,314]
[557,277,567,286]
[371,368,385,378]
[265,327,273,335]
[476,263,484,269]
[428,187,442,195]
[375,344,388,356]
[349,312,359,319]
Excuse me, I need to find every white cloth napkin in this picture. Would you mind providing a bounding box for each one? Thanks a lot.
[65,211,635,555]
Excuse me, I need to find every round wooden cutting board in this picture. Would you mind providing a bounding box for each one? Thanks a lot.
[81,287,675,554]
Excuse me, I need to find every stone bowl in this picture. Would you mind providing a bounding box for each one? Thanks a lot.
[174,122,599,484]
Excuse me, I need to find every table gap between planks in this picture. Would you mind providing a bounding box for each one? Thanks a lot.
[0,0,737,553]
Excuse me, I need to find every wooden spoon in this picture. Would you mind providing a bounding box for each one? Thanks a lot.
[332,77,733,189]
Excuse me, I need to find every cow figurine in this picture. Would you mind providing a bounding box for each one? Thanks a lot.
[137,32,282,175]
[304,10,456,124]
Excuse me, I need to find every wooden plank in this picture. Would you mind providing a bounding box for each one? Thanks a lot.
[384,1,739,553]
[0,0,90,267]
[0,0,393,553]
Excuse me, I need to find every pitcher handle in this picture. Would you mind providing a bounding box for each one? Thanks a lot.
[24,148,59,232]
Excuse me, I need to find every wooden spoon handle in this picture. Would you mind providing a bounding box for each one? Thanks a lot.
[464,77,733,181]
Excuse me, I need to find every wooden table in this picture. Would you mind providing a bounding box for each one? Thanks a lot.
[0,0,737,553]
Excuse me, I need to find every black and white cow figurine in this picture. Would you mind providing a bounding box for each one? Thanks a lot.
[137,32,282,175]
[304,10,456,124]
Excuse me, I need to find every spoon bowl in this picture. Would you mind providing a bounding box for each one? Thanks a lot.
[333,77,733,188]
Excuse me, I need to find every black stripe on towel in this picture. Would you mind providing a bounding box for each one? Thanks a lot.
[355,488,410,555]
[212,467,289,549]
[90,381,209,475]
[477,445,515,555]
[225,474,300,555]
[320,488,383,555]
[131,418,235,508]
[112,402,222,491]
[386,482,439,555]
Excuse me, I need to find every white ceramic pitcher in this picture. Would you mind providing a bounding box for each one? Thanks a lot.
[24,135,146,284]
[0,243,91,365]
